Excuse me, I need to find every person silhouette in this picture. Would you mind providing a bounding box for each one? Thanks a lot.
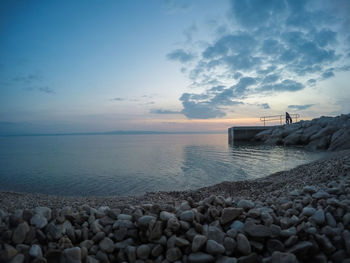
[286,112,292,124]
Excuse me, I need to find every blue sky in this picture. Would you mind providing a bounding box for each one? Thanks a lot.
[1,0,350,134]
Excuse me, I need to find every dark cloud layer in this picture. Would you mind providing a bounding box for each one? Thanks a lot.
[288,104,314,110]
[167,49,195,63]
[167,0,350,119]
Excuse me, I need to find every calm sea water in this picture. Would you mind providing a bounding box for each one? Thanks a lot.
[0,134,327,196]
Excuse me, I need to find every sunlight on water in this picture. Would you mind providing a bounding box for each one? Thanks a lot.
[0,134,328,196]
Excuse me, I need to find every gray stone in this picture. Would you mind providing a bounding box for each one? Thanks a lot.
[207,226,225,244]
[224,237,236,254]
[271,251,298,263]
[79,240,94,250]
[325,212,336,227]
[166,247,182,262]
[188,252,215,263]
[9,254,24,263]
[206,239,225,255]
[34,207,51,220]
[180,210,194,222]
[117,214,132,220]
[192,234,207,252]
[221,208,243,225]
[47,222,64,240]
[267,239,284,253]
[243,222,271,237]
[29,244,43,258]
[99,237,114,253]
[167,217,180,231]
[343,230,350,253]
[160,211,176,221]
[302,185,317,194]
[151,244,163,257]
[138,215,156,228]
[85,256,99,263]
[237,253,258,263]
[30,214,48,229]
[237,233,251,255]
[126,246,136,262]
[287,241,313,256]
[137,244,150,260]
[315,234,335,254]
[149,220,163,240]
[302,207,316,217]
[62,247,81,263]
[231,220,244,230]
[175,237,190,247]
[216,256,238,263]
[115,238,133,249]
[312,190,330,199]
[113,219,134,229]
[12,222,30,244]
[312,209,325,225]
[3,244,18,261]
[237,200,255,209]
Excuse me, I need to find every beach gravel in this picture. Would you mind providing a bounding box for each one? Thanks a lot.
[0,150,350,262]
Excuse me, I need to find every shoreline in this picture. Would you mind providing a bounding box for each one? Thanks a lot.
[1,149,349,211]
[1,149,349,262]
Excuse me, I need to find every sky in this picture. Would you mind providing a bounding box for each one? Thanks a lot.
[1,0,350,134]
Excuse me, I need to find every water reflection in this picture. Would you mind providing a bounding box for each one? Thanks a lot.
[0,134,327,196]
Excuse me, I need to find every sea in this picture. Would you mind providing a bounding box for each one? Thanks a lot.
[0,133,328,196]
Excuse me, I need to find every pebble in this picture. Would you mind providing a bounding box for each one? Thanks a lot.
[302,206,316,216]
[312,209,325,225]
[0,165,350,263]
[180,210,194,222]
[29,244,43,258]
[206,239,225,255]
[12,222,30,244]
[237,200,255,209]
[62,247,81,263]
[166,247,182,262]
[271,251,298,263]
[188,252,215,263]
[192,235,207,252]
[137,244,150,260]
[99,237,114,253]
[221,208,243,225]
[237,233,251,255]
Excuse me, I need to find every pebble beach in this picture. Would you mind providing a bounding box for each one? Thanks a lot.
[1,149,350,263]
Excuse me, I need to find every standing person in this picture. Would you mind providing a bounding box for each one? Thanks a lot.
[286,112,292,124]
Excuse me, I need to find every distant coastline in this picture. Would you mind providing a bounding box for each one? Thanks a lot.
[0,130,226,137]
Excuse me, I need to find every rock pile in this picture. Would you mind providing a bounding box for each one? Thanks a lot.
[254,113,350,151]
[1,175,350,262]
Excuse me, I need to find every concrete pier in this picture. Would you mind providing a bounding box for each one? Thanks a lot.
[228,126,274,143]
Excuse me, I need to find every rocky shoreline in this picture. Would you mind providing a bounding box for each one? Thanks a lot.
[254,113,350,151]
[1,149,350,262]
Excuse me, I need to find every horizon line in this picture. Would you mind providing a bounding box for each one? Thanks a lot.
[0,130,228,137]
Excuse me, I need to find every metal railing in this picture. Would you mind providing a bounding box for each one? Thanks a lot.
[260,114,300,126]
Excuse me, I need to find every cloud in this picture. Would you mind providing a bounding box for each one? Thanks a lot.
[150,109,181,114]
[167,49,195,63]
[167,0,350,119]
[321,69,335,79]
[258,103,271,109]
[13,73,42,83]
[26,86,55,94]
[183,23,197,42]
[164,0,191,13]
[307,78,317,86]
[38,87,55,94]
[259,79,304,92]
[111,97,124,101]
[288,104,314,110]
